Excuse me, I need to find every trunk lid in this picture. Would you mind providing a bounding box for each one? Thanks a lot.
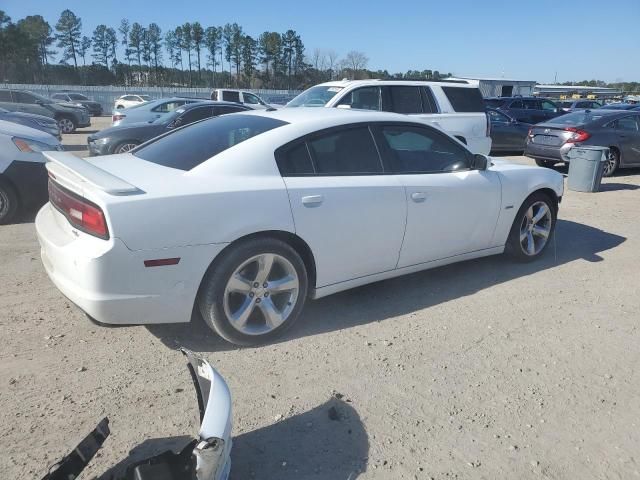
[527,124,574,147]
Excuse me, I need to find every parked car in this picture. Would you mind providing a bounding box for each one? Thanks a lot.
[111,97,203,126]
[484,96,562,124]
[597,102,639,111]
[0,89,90,133]
[487,108,531,152]
[0,120,63,224]
[89,101,251,155]
[37,108,563,346]
[114,94,152,109]
[524,110,640,176]
[210,89,272,109]
[0,107,61,140]
[557,99,602,113]
[41,349,232,480]
[287,80,492,154]
[51,92,103,116]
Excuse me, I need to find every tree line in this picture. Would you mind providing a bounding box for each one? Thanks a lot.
[0,9,458,89]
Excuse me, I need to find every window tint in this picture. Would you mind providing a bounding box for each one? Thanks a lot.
[576,101,590,108]
[214,106,247,115]
[277,143,314,175]
[122,95,135,101]
[134,115,287,171]
[522,99,540,110]
[421,87,438,113]
[52,94,66,100]
[222,91,241,102]
[441,87,484,112]
[152,100,187,113]
[173,106,214,127]
[337,87,381,111]
[15,91,37,104]
[541,100,557,111]
[615,116,639,131]
[484,98,507,108]
[380,125,471,174]
[510,100,524,109]
[488,110,510,123]
[308,127,382,174]
[0,91,12,101]
[385,86,423,114]
[68,93,87,100]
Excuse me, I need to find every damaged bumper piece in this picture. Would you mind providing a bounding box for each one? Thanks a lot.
[41,349,232,480]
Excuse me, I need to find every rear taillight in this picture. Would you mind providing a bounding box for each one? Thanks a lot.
[48,179,109,239]
[564,127,591,143]
[112,113,125,123]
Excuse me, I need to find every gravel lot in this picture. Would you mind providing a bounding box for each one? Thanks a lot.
[1,117,640,479]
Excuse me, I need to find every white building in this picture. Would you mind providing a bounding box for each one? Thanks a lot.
[449,76,536,97]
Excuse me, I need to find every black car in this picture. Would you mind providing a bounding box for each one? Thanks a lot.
[524,110,640,176]
[0,107,61,140]
[51,92,103,116]
[88,101,250,155]
[0,89,90,133]
[484,96,562,124]
[487,108,531,152]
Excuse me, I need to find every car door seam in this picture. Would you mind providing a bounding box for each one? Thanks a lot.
[395,183,410,269]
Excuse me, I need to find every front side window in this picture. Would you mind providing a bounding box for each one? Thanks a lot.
[522,99,540,110]
[243,93,261,105]
[152,100,187,113]
[337,87,381,111]
[173,106,214,127]
[541,100,557,111]
[308,126,382,174]
[488,110,510,123]
[510,100,524,109]
[384,86,423,114]
[134,114,288,171]
[379,125,471,174]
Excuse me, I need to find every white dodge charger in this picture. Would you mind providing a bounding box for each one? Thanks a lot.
[37,108,564,345]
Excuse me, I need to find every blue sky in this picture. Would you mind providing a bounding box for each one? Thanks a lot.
[4,0,639,83]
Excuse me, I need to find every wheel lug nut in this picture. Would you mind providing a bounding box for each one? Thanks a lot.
[264,292,269,297]
[253,282,259,288]
[256,298,262,303]
[249,292,254,298]
[263,282,268,288]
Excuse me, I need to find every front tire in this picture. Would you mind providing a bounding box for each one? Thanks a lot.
[506,192,556,262]
[198,238,308,346]
[602,148,619,177]
[0,178,19,225]
[56,116,76,134]
[535,159,555,168]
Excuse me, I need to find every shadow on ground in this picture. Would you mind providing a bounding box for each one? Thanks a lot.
[598,182,640,192]
[97,398,367,480]
[147,219,626,352]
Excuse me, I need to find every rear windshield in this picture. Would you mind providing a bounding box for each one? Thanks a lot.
[133,114,287,170]
[286,85,344,107]
[546,111,608,126]
[442,87,485,112]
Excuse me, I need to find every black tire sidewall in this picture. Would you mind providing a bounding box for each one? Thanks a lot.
[57,115,76,133]
[0,178,19,225]
[198,238,308,346]
[506,192,557,262]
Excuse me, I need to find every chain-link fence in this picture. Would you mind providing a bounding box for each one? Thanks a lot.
[1,84,302,113]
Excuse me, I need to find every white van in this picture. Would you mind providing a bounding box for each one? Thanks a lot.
[286,80,491,154]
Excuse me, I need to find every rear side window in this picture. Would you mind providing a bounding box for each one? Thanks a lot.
[174,106,214,126]
[222,91,241,102]
[510,100,524,109]
[385,86,423,114]
[276,143,315,175]
[614,116,639,131]
[133,115,287,171]
[337,87,381,111]
[152,100,187,113]
[308,127,382,175]
[214,106,248,115]
[441,87,484,112]
[522,99,540,110]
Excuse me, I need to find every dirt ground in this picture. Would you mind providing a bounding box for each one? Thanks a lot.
[1,117,640,479]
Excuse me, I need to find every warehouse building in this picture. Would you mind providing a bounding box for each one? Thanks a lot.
[449,76,536,97]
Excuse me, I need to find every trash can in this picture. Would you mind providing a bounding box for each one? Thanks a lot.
[566,146,609,192]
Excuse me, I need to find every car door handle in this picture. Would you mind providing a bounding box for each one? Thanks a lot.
[302,195,324,207]
[410,192,427,203]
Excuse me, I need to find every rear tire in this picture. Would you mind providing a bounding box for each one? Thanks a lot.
[56,116,76,134]
[602,148,619,177]
[506,192,557,262]
[198,238,308,346]
[0,177,19,225]
[535,159,555,168]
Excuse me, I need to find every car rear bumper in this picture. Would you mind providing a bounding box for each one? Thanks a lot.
[525,142,572,162]
[36,203,226,325]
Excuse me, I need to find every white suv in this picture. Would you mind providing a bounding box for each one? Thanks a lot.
[287,80,491,154]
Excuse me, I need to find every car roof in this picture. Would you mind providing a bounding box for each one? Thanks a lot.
[0,119,58,142]
[317,79,477,89]
[176,100,251,110]
[238,106,416,126]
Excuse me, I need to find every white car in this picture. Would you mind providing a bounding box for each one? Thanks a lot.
[287,79,492,155]
[36,108,563,346]
[210,89,273,110]
[113,94,152,110]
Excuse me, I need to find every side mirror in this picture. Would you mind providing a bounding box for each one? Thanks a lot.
[472,154,489,170]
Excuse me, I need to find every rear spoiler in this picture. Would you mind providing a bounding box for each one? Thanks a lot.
[43,151,143,196]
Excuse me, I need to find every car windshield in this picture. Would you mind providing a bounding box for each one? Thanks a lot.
[546,111,608,126]
[134,114,288,170]
[68,93,88,100]
[286,85,344,107]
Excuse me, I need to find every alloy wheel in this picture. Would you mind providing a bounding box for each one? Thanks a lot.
[603,151,618,177]
[57,118,74,134]
[0,189,8,219]
[116,143,138,154]
[223,253,299,336]
[519,201,552,256]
